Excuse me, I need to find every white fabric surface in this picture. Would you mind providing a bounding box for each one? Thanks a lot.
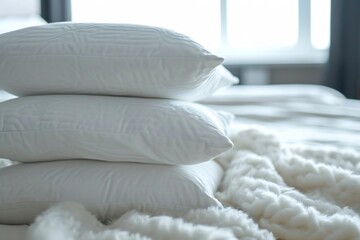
[0,159,223,225]
[1,84,359,240]
[12,128,360,240]
[0,95,233,164]
[203,84,360,151]
[0,23,238,100]
[199,84,346,105]
[0,225,27,240]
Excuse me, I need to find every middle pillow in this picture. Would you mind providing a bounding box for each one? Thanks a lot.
[0,95,233,164]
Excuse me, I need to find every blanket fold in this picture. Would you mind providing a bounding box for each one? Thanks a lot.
[27,127,360,240]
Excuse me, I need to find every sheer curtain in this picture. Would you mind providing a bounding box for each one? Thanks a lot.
[326,0,360,99]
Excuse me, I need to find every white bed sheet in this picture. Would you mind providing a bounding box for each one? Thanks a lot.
[1,84,359,239]
[202,84,360,151]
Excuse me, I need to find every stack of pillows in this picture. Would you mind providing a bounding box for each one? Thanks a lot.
[0,23,238,225]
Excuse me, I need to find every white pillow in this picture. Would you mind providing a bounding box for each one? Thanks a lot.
[0,95,233,164]
[0,159,223,225]
[0,22,238,101]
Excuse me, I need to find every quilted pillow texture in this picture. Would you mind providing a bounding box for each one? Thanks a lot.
[0,22,238,100]
[0,159,223,225]
[0,95,233,164]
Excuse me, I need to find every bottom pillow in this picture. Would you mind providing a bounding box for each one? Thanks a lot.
[0,160,223,225]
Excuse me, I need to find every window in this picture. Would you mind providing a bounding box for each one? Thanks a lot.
[71,0,331,64]
[227,0,299,49]
[0,0,44,34]
[311,0,331,50]
[0,0,40,17]
[71,0,220,50]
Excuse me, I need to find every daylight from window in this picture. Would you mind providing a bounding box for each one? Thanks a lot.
[311,0,331,49]
[227,0,298,49]
[71,0,220,50]
[71,0,331,63]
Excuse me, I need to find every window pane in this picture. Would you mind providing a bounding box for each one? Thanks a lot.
[0,0,40,16]
[227,0,298,49]
[311,0,330,49]
[0,0,43,34]
[71,0,220,50]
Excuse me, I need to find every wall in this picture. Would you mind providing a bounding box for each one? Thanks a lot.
[225,64,326,86]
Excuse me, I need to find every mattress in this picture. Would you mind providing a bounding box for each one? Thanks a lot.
[1,84,359,240]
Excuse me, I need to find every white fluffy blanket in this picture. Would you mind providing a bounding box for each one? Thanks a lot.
[27,128,360,240]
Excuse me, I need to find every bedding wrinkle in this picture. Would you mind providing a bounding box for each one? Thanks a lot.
[273,154,360,212]
[216,128,360,240]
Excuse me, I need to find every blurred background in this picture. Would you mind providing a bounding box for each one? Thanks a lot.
[0,0,359,99]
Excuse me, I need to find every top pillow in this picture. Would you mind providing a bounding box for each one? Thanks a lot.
[0,22,238,101]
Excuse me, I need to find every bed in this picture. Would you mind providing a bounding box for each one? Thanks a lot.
[0,84,359,240]
[0,23,359,240]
